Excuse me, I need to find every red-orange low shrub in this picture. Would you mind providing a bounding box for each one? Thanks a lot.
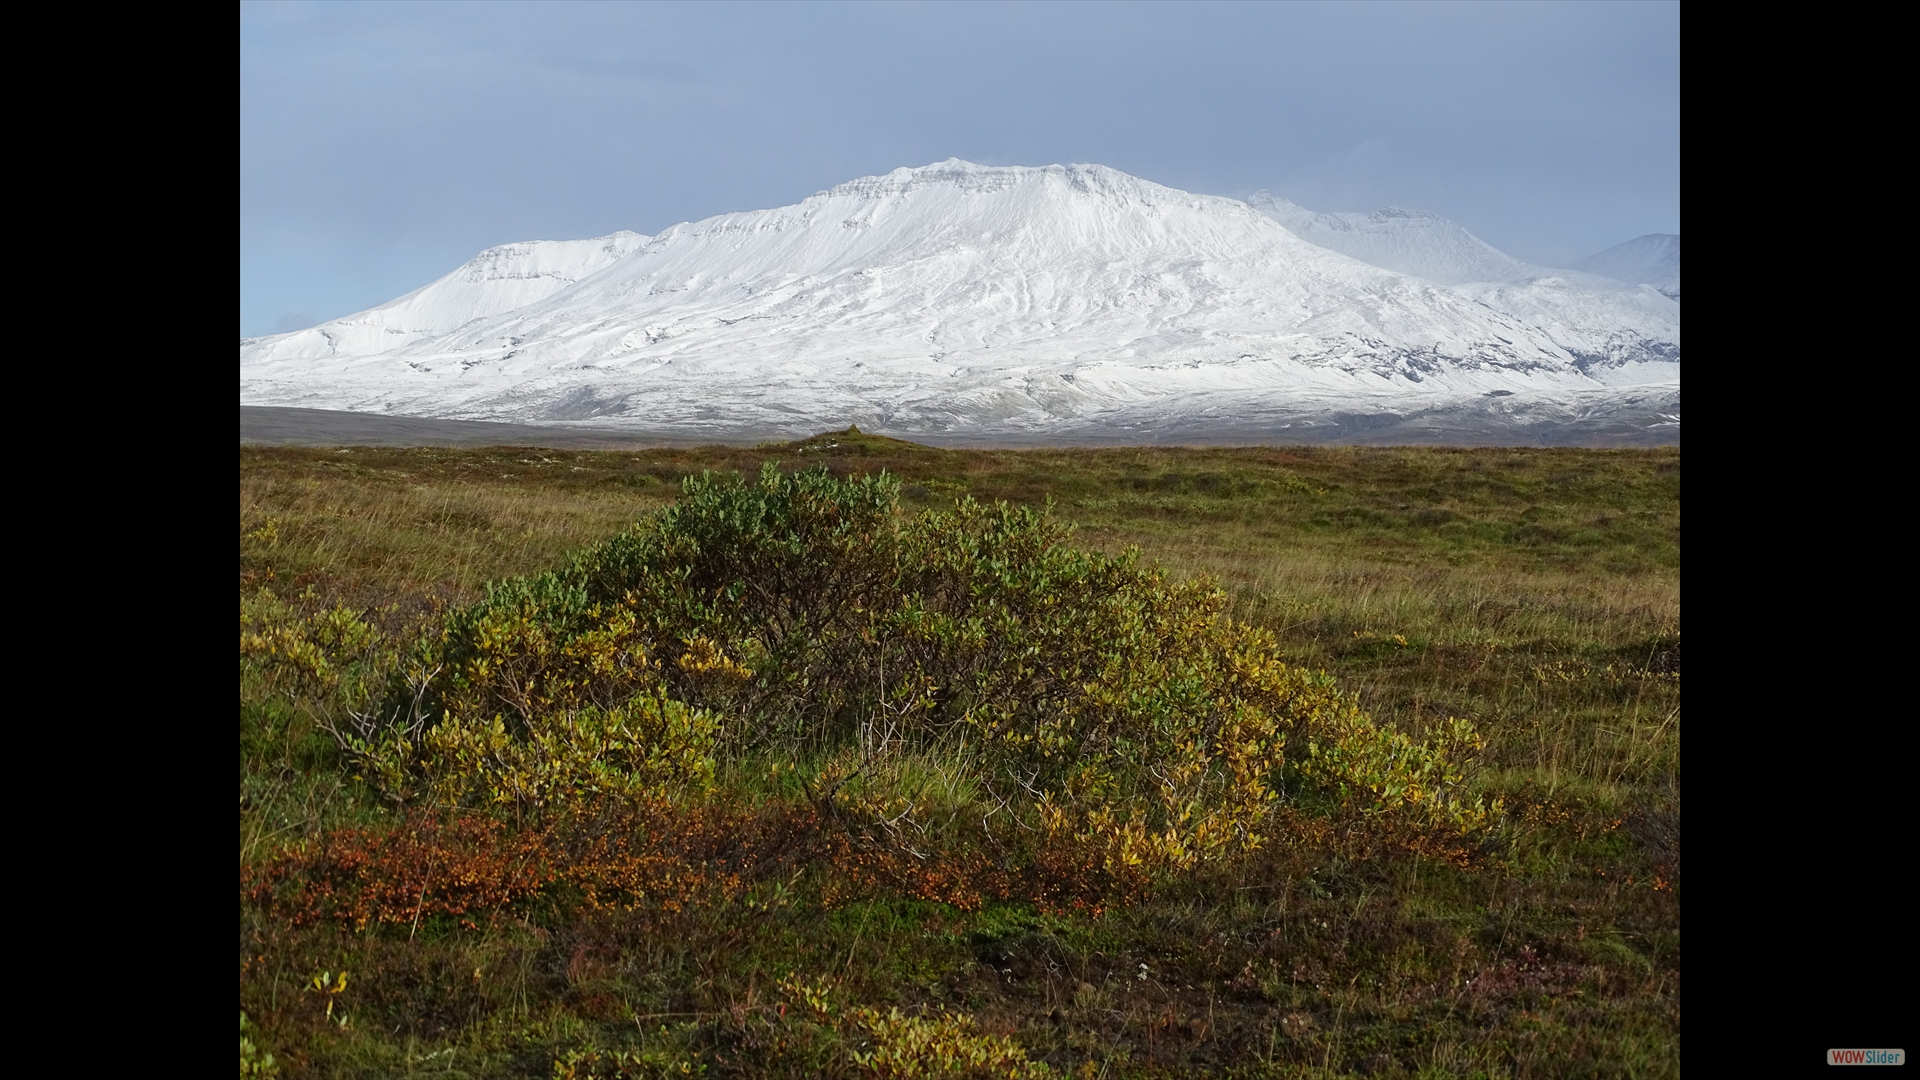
[242,799,827,930]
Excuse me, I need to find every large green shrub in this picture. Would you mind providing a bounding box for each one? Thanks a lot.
[342,463,1494,864]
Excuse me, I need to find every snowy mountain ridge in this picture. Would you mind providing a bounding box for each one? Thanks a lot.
[241,160,1678,443]
[1568,234,1680,299]
[1245,191,1679,380]
[1246,193,1541,286]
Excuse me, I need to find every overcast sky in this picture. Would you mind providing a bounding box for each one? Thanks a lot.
[240,1,1679,338]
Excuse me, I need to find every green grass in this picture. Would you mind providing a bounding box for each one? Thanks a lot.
[240,433,1679,1078]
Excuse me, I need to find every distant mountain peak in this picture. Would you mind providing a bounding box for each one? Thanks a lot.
[1248,191,1536,286]
[1567,234,1680,299]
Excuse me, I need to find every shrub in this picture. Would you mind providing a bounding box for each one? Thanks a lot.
[771,973,1057,1080]
[242,799,823,930]
[335,463,1494,875]
[850,1006,1055,1079]
[402,693,719,812]
[552,1044,706,1078]
[240,1011,279,1078]
[240,588,403,743]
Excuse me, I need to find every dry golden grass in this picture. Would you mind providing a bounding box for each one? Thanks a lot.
[241,457,675,603]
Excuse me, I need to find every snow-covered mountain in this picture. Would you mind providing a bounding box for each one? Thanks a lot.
[245,233,649,358]
[1245,194,1539,286]
[241,160,1678,443]
[1568,234,1680,300]
[1245,192,1679,382]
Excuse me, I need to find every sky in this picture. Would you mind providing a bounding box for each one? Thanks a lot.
[240,1,1679,338]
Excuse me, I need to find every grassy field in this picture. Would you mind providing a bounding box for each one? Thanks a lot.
[240,432,1679,1079]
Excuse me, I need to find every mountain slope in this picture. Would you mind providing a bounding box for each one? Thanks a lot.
[1246,192,1679,379]
[241,233,650,357]
[241,161,1677,441]
[1245,193,1537,286]
[1568,234,1680,299]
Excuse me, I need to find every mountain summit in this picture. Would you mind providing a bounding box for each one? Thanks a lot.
[241,160,1678,444]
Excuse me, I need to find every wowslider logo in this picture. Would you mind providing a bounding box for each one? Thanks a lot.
[1829,1049,1905,1065]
